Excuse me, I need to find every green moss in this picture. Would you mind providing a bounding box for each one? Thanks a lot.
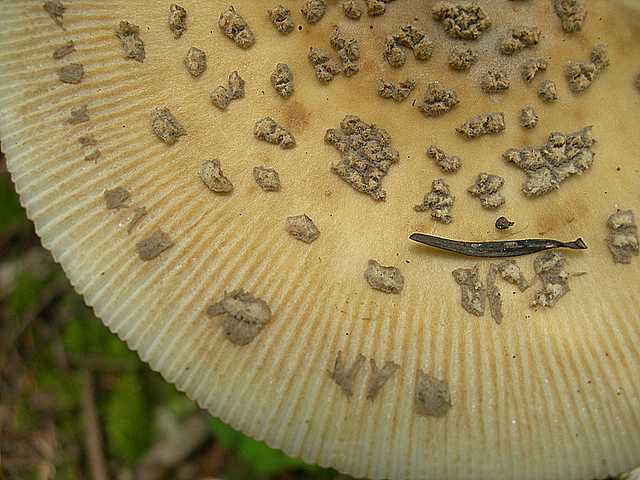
[54,464,81,480]
[35,368,80,411]
[13,394,35,431]
[0,177,25,231]
[105,373,153,465]
[62,314,137,367]
[6,271,49,318]
[210,418,328,478]
[238,438,312,476]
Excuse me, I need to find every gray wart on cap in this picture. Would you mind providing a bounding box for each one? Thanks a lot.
[365,260,404,294]
[286,214,319,243]
[207,290,272,345]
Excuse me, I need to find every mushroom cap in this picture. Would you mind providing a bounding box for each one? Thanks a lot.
[1,1,639,479]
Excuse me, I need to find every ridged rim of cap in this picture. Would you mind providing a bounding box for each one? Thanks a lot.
[1,1,639,479]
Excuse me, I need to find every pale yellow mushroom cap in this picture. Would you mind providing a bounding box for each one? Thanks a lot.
[1,1,639,479]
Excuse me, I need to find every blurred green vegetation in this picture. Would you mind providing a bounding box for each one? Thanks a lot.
[0,174,24,231]
[210,418,332,479]
[0,167,338,479]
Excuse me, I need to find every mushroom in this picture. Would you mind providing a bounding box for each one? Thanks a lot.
[0,1,639,479]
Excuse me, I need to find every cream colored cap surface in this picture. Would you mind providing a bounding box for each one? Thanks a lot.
[1,1,639,479]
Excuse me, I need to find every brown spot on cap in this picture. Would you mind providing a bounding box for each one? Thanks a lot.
[283,101,310,133]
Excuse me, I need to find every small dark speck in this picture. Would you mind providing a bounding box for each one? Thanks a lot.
[616,167,621,171]
[495,216,515,230]
[345,332,349,336]
[413,17,419,21]
[412,99,416,106]
[369,25,374,29]
[405,260,410,264]
[298,25,303,31]
[122,125,126,128]
[261,90,265,95]
[512,355,517,359]
[604,191,608,195]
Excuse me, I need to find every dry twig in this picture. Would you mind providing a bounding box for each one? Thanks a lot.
[81,369,109,480]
